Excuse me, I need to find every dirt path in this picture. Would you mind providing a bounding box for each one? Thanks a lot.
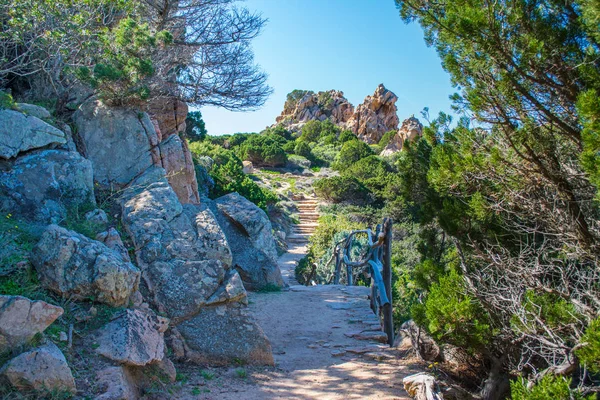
[171,231,422,399]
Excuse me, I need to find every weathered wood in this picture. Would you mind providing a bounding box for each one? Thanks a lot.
[382,218,394,346]
[330,218,395,346]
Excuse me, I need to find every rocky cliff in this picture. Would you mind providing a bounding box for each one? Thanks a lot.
[274,84,419,151]
[346,84,400,144]
[381,116,424,156]
[0,99,281,398]
[275,90,354,132]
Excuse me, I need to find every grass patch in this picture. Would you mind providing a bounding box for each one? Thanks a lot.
[200,370,215,380]
[234,368,247,379]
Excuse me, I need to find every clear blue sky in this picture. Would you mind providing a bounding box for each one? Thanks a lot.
[199,0,456,135]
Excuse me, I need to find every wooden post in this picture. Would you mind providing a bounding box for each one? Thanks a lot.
[333,250,341,285]
[382,218,394,346]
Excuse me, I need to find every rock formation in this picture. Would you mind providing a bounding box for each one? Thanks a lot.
[273,85,404,145]
[119,167,274,365]
[0,99,282,397]
[346,84,400,144]
[95,309,168,366]
[0,108,66,159]
[381,116,424,156]
[0,295,64,353]
[275,90,354,133]
[73,98,200,204]
[213,192,284,290]
[0,342,76,394]
[31,225,141,307]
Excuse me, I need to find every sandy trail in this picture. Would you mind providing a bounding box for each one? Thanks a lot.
[172,238,421,399]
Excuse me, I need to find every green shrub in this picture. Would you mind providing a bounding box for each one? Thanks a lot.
[294,141,312,158]
[314,176,371,204]
[339,130,357,143]
[287,154,311,170]
[420,269,492,351]
[311,143,340,166]
[262,125,294,141]
[510,375,593,400]
[344,155,392,199]
[0,91,16,110]
[238,134,287,167]
[576,317,600,373]
[184,111,207,142]
[334,139,373,170]
[189,141,278,210]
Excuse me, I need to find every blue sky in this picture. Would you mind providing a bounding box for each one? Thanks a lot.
[199,0,456,135]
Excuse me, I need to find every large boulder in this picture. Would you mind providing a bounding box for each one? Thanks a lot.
[73,99,160,187]
[16,103,52,120]
[381,116,423,156]
[175,302,274,366]
[0,149,95,223]
[31,225,140,307]
[0,342,76,394]
[95,309,167,366]
[95,366,139,400]
[0,108,66,159]
[73,98,200,204]
[119,167,273,364]
[214,192,284,290]
[0,295,63,354]
[346,84,400,144]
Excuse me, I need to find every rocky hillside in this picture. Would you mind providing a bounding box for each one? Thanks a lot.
[0,97,284,398]
[274,84,421,152]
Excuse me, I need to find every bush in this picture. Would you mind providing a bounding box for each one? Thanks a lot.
[576,317,600,373]
[311,143,340,166]
[334,139,373,170]
[344,155,392,199]
[294,141,312,158]
[314,176,370,204]
[339,130,357,143]
[262,125,293,141]
[184,111,207,142]
[238,134,287,167]
[418,269,492,351]
[510,375,593,400]
[287,155,311,170]
[188,141,277,210]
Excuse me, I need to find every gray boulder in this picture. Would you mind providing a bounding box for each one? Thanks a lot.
[73,99,200,204]
[95,366,139,400]
[175,303,274,366]
[214,192,283,290]
[73,99,159,187]
[0,342,76,394]
[0,149,95,223]
[0,109,65,159]
[95,309,167,366]
[31,225,140,307]
[16,103,52,120]
[0,295,63,353]
[119,167,273,365]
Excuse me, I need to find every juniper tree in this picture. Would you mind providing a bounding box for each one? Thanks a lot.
[394,0,600,395]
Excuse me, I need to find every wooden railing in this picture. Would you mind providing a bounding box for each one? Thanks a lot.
[329,218,394,345]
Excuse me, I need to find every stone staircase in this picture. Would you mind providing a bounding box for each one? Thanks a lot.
[287,198,319,244]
